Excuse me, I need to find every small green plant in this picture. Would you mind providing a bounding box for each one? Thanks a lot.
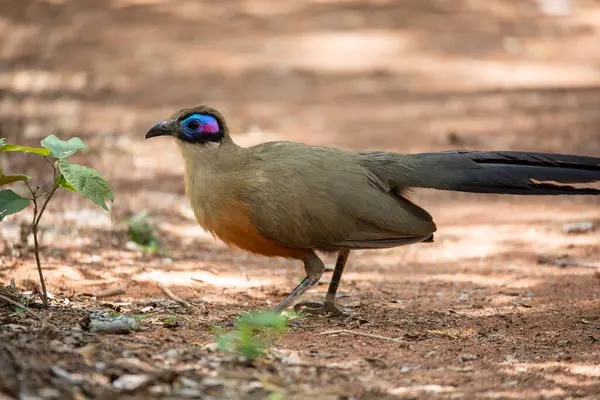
[215,310,295,361]
[0,136,113,307]
[130,314,149,322]
[162,314,187,328]
[207,324,223,333]
[125,210,163,253]
[267,392,284,400]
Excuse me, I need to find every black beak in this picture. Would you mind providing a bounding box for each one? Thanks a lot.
[145,121,172,139]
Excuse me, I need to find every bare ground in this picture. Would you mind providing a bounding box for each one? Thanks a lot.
[1,0,600,399]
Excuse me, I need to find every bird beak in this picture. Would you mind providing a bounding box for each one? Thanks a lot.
[145,121,172,139]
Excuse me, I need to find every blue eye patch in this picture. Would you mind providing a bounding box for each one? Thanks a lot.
[181,114,220,137]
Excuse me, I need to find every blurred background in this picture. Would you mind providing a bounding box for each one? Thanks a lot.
[1,0,599,243]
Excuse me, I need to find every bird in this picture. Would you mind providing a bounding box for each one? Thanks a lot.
[145,105,600,316]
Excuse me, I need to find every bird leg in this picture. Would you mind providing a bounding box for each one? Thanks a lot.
[294,249,351,317]
[272,250,325,314]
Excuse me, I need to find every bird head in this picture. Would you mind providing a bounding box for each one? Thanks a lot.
[145,106,229,147]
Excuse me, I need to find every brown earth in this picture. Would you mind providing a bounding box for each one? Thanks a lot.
[1,0,600,399]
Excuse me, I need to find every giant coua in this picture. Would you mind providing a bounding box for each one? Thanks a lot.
[145,106,600,315]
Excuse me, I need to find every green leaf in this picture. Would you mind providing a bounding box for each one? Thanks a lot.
[0,169,30,187]
[58,160,113,211]
[239,338,264,360]
[0,143,51,156]
[216,331,241,352]
[41,135,87,158]
[0,190,30,222]
[236,311,287,332]
[0,138,5,146]
[55,174,76,192]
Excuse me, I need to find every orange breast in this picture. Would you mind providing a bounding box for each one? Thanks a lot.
[200,201,305,259]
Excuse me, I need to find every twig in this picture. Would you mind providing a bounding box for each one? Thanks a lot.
[547,259,600,269]
[156,282,193,308]
[82,286,126,298]
[85,315,138,334]
[0,293,46,324]
[319,329,405,343]
[43,155,55,169]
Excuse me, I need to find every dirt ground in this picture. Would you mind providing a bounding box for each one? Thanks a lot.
[1,0,600,399]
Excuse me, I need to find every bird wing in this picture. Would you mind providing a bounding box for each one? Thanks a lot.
[244,142,436,250]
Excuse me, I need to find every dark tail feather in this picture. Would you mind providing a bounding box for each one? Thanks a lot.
[380,151,600,195]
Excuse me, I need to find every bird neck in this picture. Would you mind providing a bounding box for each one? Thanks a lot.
[176,135,241,169]
[175,137,245,225]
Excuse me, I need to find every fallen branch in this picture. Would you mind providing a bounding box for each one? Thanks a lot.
[319,329,405,343]
[156,282,192,308]
[0,293,47,325]
[84,315,138,334]
[543,258,600,269]
[82,286,126,299]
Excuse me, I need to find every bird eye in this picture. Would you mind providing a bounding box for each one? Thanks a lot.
[180,113,220,137]
[186,119,201,131]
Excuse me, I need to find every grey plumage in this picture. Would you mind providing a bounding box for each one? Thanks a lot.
[361,150,600,195]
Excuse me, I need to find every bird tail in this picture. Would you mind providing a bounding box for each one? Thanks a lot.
[363,150,600,195]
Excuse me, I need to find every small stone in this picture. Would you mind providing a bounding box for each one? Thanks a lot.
[112,374,152,391]
[458,354,479,363]
[512,299,532,308]
[204,342,219,352]
[38,387,62,398]
[423,351,438,359]
[164,349,180,358]
[125,241,144,252]
[504,355,517,363]
[94,362,107,371]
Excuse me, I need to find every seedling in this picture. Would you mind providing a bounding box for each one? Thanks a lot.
[215,310,297,361]
[130,314,150,322]
[0,136,113,307]
[162,314,188,328]
[125,210,163,254]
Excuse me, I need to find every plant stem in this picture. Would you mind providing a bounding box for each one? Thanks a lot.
[25,177,58,308]
[34,185,58,227]
[25,182,47,307]
[31,215,48,307]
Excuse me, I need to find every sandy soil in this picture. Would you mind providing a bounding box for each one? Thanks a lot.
[1,0,600,399]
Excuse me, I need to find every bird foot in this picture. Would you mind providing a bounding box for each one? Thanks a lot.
[293,301,349,317]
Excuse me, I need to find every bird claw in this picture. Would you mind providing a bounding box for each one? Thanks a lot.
[293,301,349,317]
